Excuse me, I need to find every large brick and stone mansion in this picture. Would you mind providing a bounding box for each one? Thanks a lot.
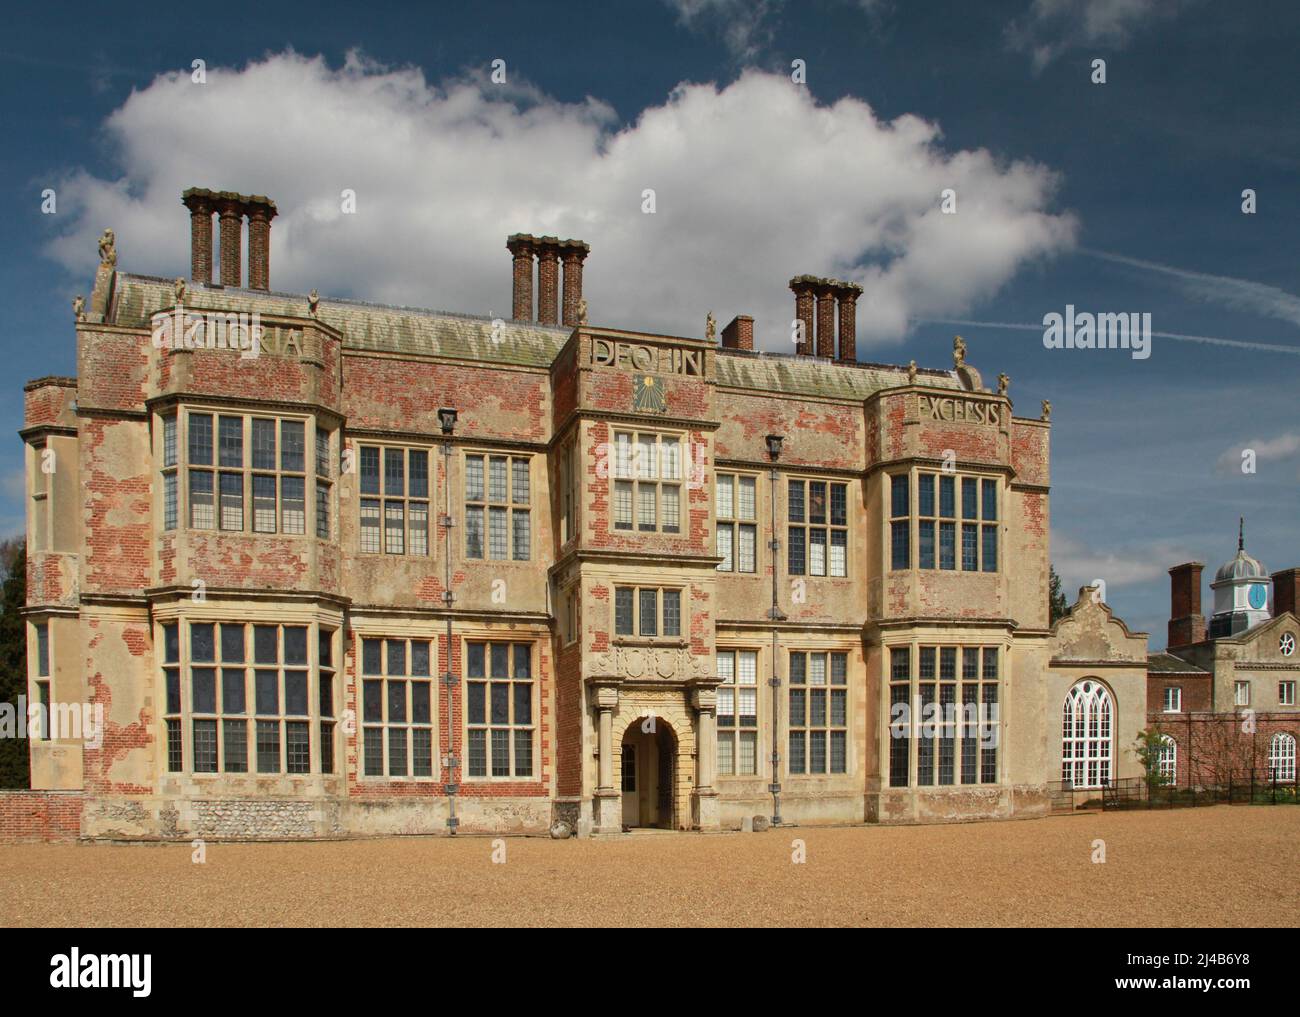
[10,187,1298,841]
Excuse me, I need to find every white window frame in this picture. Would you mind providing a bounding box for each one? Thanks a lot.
[716,472,758,573]
[1157,735,1177,784]
[1162,686,1182,713]
[1234,680,1251,707]
[1061,680,1113,789]
[1268,733,1296,782]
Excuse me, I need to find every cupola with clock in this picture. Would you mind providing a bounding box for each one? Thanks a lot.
[1208,518,1271,638]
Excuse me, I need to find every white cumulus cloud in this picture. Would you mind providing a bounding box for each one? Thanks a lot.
[46,50,1076,351]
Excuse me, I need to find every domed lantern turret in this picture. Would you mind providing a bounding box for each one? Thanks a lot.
[1208,518,1271,637]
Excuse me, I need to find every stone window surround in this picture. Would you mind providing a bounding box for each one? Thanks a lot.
[154,613,340,779]
[610,427,684,536]
[28,438,50,551]
[156,405,330,540]
[716,647,761,777]
[29,620,52,741]
[358,635,438,781]
[356,441,433,556]
[463,638,537,782]
[785,476,850,579]
[463,449,532,561]
[884,467,1002,575]
[612,585,685,640]
[786,648,852,776]
[715,471,759,574]
[884,640,1004,789]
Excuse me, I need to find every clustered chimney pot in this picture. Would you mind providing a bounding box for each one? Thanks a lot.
[506,234,590,327]
[182,187,278,290]
[789,275,860,362]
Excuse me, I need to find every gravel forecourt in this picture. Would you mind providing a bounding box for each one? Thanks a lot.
[1,805,1295,927]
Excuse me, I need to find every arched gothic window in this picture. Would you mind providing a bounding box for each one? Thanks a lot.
[1061,680,1113,789]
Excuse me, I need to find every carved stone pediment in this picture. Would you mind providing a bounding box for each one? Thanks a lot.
[591,643,711,683]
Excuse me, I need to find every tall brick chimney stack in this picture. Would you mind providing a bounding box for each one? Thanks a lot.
[1168,561,1207,648]
[245,196,277,291]
[183,188,276,290]
[182,189,215,285]
[560,240,590,327]
[720,315,754,351]
[789,276,816,355]
[815,281,836,359]
[216,194,244,287]
[536,239,561,326]
[1272,567,1300,618]
[507,233,591,325]
[835,282,862,362]
[507,234,535,321]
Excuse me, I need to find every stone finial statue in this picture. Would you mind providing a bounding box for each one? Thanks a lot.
[706,311,716,341]
[98,228,117,267]
[997,372,1009,396]
[953,335,967,368]
[907,359,917,384]
[308,289,320,316]
[1041,399,1052,421]
[72,295,85,321]
[578,298,588,326]
[174,277,186,305]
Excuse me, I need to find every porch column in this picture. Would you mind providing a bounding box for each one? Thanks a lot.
[598,703,614,790]
[691,686,721,830]
[696,699,716,791]
[591,682,622,834]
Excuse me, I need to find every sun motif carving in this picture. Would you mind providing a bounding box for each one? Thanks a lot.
[632,373,667,414]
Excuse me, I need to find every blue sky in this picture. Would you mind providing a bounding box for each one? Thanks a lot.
[2,0,1297,643]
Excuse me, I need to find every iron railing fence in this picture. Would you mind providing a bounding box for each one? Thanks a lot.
[1046,772,1298,813]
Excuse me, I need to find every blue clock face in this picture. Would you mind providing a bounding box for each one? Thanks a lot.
[1248,583,1268,610]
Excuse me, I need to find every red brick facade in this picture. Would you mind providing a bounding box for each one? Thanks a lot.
[18,190,1074,839]
[0,792,84,842]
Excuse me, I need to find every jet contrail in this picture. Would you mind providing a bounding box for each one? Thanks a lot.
[914,317,1300,355]
[1080,248,1300,328]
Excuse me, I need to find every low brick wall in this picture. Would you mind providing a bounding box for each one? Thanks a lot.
[0,790,85,842]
